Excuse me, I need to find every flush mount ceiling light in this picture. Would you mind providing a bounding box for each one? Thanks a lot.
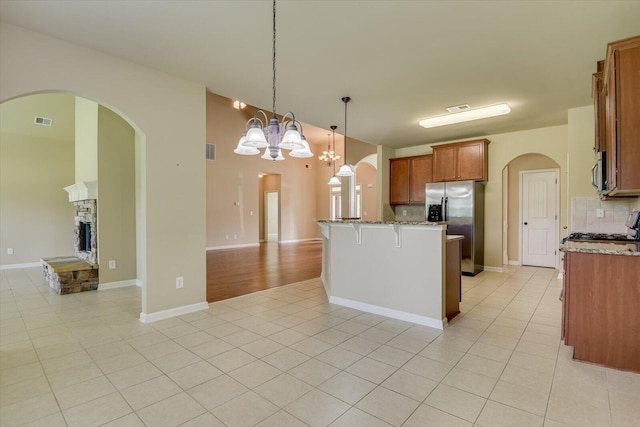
[419,103,511,129]
[234,0,313,161]
[233,100,246,110]
[336,97,354,177]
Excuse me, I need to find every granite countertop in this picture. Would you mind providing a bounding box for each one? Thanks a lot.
[316,219,443,226]
[447,235,464,242]
[559,240,640,256]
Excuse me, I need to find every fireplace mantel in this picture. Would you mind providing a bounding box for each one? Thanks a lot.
[64,181,98,202]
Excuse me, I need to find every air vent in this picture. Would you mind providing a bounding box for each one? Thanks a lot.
[206,143,216,161]
[34,116,53,126]
[446,104,471,113]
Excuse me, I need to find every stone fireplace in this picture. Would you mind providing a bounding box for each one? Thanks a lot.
[41,181,100,295]
[73,199,97,264]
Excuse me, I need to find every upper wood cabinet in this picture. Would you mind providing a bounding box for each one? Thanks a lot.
[598,35,640,196]
[432,139,490,182]
[592,60,606,153]
[389,154,433,205]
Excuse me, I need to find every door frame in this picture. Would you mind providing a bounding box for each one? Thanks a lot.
[264,190,279,243]
[519,168,560,269]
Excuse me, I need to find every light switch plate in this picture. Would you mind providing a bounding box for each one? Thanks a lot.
[596,208,605,218]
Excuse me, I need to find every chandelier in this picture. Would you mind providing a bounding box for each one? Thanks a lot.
[234,0,313,161]
[319,130,340,166]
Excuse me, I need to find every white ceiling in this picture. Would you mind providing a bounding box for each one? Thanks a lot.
[1,0,639,148]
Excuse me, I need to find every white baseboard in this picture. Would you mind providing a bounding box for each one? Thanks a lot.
[329,296,446,330]
[206,243,259,251]
[483,266,505,273]
[279,238,322,244]
[98,279,137,291]
[0,262,41,270]
[508,260,522,266]
[139,301,209,324]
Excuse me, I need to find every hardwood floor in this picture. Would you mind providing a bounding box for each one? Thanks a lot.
[206,240,322,302]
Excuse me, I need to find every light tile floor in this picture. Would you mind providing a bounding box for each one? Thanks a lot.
[1,266,639,426]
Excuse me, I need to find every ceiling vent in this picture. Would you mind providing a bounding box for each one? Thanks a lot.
[446,104,471,113]
[206,143,216,161]
[34,116,53,126]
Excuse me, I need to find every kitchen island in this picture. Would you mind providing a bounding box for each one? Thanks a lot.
[316,220,463,329]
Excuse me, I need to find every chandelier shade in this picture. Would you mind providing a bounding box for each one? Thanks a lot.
[234,132,260,155]
[289,136,314,158]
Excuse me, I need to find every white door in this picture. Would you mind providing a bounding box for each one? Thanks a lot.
[521,170,558,268]
[265,191,279,242]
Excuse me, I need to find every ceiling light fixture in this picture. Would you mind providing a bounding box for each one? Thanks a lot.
[319,130,340,167]
[419,103,511,129]
[233,100,246,110]
[234,0,313,161]
[328,125,341,185]
[336,97,354,177]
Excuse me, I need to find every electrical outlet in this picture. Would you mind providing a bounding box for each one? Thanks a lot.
[225,235,229,240]
[402,210,407,216]
[176,276,184,289]
[7,248,13,255]
[233,234,237,239]
[596,208,605,218]
[108,260,116,269]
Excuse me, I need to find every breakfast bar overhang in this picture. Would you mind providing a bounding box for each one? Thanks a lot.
[317,220,463,330]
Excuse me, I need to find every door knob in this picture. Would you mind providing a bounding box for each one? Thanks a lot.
[524,222,528,225]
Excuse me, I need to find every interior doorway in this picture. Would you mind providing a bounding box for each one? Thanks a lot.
[258,173,281,242]
[521,169,559,268]
[265,191,279,242]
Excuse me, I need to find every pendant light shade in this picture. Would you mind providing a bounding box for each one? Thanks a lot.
[234,132,260,155]
[328,175,341,185]
[289,136,314,158]
[262,147,285,161]
[243,123,269,148]
[336,164,354,177]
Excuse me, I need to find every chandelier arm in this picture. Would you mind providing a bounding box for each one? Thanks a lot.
[251,110,270,128]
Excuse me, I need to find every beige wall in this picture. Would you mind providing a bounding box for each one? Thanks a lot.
[75,97,98,182]
[356,162,377,221]
[568,105,598,198]
[506,154,559,262]
[1,22,207,316]
[97,105,136,284]
[0,131,75,265]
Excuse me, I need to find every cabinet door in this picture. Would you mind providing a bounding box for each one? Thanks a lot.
[432,146,457,182]
[456,141,486,181]
[604,55,618,192]
[409,155,432,203]
[616,43,640,192]
[389,158,410,205]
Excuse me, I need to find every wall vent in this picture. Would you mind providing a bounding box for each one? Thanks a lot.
[446,104,471,113]
[206,143,216,161]
[34,116,53,126]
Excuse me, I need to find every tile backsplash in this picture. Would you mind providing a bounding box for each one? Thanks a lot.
[571,196,638,234]
[393,205,426,222]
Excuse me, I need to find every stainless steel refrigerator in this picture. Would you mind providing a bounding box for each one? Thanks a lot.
[426,181,485,276]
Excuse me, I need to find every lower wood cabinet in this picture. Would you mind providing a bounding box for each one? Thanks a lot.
[563,251,640,372]
[445,238,462,321]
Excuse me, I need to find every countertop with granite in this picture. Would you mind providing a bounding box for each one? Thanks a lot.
[559,240,640,256]
[316,219,443,226]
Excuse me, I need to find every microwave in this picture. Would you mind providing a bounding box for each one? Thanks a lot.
[591,151,606,192]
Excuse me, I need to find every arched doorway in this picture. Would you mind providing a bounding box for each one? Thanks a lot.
[1,92,145,310]
[502,153,561,268]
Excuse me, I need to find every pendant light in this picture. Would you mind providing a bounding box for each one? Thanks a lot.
[328,125,341,185]
[336,96,354,177]
[234,0,313,161]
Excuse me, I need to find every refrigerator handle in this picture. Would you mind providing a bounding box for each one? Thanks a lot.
[440,197,445,221]
[444,197,448,221]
